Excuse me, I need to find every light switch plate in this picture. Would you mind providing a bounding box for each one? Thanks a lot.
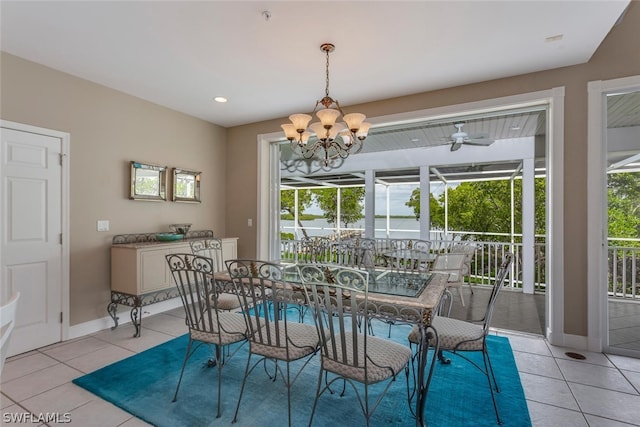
[97,220,110,232]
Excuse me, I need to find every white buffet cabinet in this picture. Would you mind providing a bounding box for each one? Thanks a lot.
[108,236,238,336]
[111,237,238,295]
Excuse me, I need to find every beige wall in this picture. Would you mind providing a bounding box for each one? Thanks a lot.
[226,2,640,337]
[1,53,227,325]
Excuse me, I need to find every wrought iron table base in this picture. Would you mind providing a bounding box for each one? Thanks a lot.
[414,325,440,427]
[108,289,180,337]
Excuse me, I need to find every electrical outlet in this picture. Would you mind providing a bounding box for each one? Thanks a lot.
[97,220,110,232]
[247,218,253,227]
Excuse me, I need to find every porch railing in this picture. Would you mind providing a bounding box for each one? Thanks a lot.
[279,238,640,299]
[279,237,546,292]
[609,245,640,300]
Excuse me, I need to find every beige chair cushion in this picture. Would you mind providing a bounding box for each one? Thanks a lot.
[323,333,411,383]
[190,312,247,345]
[250,321,320,361]
[213,292,242,311]
[408,316,484,351]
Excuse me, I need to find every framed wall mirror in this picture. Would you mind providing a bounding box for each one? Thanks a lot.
[172,168,201,203]
[130,161,167,201]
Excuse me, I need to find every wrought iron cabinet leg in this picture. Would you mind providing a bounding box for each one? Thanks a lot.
[130,297,142,338]
[107,297,119,330]
[107,289,180,337]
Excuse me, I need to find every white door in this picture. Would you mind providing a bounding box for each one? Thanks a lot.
[1,125,65,356]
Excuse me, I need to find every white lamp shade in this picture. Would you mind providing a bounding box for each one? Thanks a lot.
[289,114,312,132]
[300,131,311,145]
[356,122,371,139]
[339,131,352,146]
[281,124,298,140]
[330,122,346,138]
[309,122,328,139]
[343,113,366,132]
[316,108,340,128]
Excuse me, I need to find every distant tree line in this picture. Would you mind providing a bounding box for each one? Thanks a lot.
[281,172,639,246]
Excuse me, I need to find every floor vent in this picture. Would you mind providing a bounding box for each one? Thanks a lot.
[565,351,586,360]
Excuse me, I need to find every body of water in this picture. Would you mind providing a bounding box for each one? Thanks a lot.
[282,217,431,239]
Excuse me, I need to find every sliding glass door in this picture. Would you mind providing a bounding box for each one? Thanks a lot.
[604,89,640,357]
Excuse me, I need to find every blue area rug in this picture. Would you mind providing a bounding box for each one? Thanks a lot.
[74,319,531,427]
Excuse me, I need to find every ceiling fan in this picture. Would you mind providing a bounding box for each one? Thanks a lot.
[447,122,494,151]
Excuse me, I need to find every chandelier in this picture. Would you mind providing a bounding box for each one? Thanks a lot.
[281,43,371,167]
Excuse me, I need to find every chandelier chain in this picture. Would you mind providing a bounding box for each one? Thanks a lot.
[325,47,330,99]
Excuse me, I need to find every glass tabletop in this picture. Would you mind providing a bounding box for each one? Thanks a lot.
[366,269,433,297]
[284,264,433,298]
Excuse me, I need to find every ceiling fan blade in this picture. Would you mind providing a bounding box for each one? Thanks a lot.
[450,141,463,151]
[465,138,495,146]
[466,132,490,139]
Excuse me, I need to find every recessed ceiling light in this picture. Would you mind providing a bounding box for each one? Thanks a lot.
[545,34,563,43]
[510,126,521,130]
[213,96,227,103]
[411,138,420,142]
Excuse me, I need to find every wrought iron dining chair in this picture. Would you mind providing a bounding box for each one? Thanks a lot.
[1,293,20,373]
[166,254,248,419]
[408,253,513,425]
[300,236,332,263]
[332,237,376,269]
[375,238,433,337]
[299,264,413,427]
[190,238,240,311]
[226,259,320,427]
[383,239,432,273]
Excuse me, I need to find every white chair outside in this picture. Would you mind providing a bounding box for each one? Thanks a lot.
[450,242,478,295]
[1,293,20,373]
[430,252,468,310]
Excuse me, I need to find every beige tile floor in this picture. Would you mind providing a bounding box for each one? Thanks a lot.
[2,302,640,426]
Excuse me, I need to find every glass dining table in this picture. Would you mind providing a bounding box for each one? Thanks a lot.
[283,263,447,427]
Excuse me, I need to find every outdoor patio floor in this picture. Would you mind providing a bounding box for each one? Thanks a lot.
[456,285,640,352]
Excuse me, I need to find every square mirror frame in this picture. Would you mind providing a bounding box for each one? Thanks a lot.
[172,168,201,203]
[130,161,167,201]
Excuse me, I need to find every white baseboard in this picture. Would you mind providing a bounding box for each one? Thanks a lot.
[560,332,589,352]
[587,336,603,353]
[546,328,590,352]
[69,298,183,340]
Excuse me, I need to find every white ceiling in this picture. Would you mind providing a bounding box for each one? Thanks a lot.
[0,1,631,128]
